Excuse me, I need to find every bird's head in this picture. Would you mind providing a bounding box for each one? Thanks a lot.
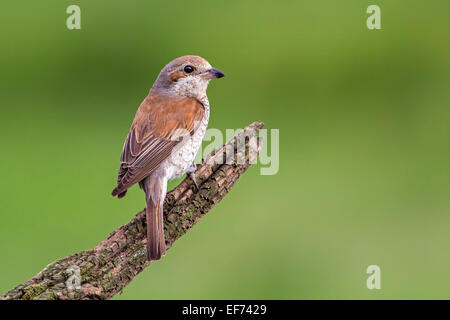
[152,55,224,99]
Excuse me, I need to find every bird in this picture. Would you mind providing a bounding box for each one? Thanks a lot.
[111,55,225,261]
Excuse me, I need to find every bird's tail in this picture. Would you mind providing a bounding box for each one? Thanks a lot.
[144,177,167,261]
[146,198,166,261]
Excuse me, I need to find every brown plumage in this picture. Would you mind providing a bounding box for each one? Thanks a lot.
[111,55,224,261]
[111,95,205,198]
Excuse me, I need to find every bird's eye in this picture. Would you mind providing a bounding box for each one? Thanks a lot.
[184,65,194,73]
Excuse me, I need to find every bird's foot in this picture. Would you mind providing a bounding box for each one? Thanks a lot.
[186,163,199,190]
[189,172,199,190]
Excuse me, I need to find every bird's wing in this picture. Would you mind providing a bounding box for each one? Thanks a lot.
[112,95,205,196]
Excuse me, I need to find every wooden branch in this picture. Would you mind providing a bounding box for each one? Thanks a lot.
[1,121,264,300]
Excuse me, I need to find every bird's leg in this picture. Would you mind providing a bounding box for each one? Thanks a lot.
[186,163,199,190]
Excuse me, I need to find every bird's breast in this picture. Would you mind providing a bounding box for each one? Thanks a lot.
[157,96,210,181]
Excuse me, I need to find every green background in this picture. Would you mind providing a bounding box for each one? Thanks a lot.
[1,0,449,299]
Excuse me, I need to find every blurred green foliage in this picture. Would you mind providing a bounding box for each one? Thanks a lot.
[0,0,449,299]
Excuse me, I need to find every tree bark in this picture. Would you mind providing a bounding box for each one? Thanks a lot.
[0,121,264,300]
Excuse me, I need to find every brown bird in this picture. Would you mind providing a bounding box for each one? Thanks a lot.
[111,55,224,261]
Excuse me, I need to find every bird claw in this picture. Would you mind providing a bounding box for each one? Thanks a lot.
[189,172,199,190]
[187,163,199,190]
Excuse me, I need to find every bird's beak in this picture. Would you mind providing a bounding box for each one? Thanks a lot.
[201,68,225,80]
